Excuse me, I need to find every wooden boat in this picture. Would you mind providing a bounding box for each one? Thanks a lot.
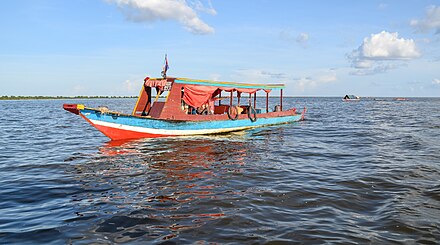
[394,97,409,101]
[63,77,306,140]
[343,94,360,102]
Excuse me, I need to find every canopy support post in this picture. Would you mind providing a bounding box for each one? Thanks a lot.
[280,89,283,111]
[253,92,256,108]
[266,91,269,113]
[219,91,222,106]
[141,86,151,116]
[237,92,241,106]
[230,91,233,106]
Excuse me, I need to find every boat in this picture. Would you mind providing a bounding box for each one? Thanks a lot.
[394,97,409,101]
[343,94,360,102]
[63,77,306,140]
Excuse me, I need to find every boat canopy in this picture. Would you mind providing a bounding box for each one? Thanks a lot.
[175,78,285,90]
[142,77,286,109]
[175,78,284,108]
[144,78,168,90]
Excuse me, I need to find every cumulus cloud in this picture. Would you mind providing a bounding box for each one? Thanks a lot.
[107,0,215,34]
[348,31,420,75]
[296,33,309,45]
[280,30,310,47]
[122,79,138,93]
[293,71,337,92]
[193,0,217,15]
[232,68,337,93]
[261,71,288,79]
[410,5,440,34]
[433,78,440,84]
[358,31,420,59]
[349,63,399,76]
[232,69,287,83]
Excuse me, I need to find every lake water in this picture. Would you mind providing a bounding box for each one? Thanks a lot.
[0,97,439,244]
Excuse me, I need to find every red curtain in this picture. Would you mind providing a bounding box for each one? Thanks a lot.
[183,85,219,108]
[182,85,269,108]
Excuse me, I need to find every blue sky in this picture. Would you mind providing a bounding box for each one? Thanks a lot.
[1,0,439,96]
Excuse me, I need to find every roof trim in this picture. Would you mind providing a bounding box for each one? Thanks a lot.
[174,78,285,90]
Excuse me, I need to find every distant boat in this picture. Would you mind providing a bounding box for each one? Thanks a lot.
[394,97,409,101]
[343,95,360,102]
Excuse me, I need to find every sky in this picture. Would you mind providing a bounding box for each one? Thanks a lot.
[0,0,439,97]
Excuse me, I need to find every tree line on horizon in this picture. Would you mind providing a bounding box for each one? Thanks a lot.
[0,95,139,100]
[1,95,299,101]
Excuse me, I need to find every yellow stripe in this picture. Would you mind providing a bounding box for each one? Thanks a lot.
[164,90,171,102]
[132,85,145,115]
[148,77,167,81]
[154,91,161,102]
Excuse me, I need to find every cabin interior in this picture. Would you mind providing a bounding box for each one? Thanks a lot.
[132,78,284,118]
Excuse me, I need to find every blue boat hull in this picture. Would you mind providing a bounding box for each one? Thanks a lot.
[79,108,303,140]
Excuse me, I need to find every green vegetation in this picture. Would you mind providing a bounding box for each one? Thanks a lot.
[0,95,138,100]
[0,95,303,101]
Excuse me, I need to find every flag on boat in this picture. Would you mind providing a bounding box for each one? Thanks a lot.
[161,54,169,78]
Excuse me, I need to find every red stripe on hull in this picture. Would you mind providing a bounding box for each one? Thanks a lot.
[80,114,169,140]
[93,124,168,140]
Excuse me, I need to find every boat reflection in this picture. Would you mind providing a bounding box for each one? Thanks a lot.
[98,139,141,156]
[69,132,256,242]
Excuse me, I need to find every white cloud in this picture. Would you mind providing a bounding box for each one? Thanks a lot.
[231,68,337,93]
[359,31,420,59]
[293,71,337,92]
[410,5,440,34]
[107,0,215,34]
[280,30,310,47]
[348,31,420,75]
[122,79,138,93]
[232,69,287,83]
[433,78,440,84]
[349,63,399,76]
[192,0,217,15]
[296,33,309,45]
[352,59,373,69]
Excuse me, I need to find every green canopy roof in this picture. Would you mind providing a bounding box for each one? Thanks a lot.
[174,78,285,90]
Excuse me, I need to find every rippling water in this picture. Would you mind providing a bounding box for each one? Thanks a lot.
[0,98,439,244]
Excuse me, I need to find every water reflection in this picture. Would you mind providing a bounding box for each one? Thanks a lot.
[4,98,440,244]
[69,133,256,243]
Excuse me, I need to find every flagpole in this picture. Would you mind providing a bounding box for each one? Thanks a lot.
[161,54,169,79]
